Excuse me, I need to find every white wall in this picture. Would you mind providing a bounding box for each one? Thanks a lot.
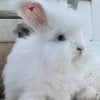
[91,0,100,54]
[78,0,92,42]
[92,0,100,41]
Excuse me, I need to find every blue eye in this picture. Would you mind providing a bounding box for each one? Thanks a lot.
[57,34,66,41]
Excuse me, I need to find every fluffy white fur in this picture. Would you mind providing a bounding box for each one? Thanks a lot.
[3,0,100,100]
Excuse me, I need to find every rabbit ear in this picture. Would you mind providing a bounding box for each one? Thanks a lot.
[18,2,48,29]
[67,0,78,10]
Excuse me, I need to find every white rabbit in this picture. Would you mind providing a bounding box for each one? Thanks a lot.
[3,0,100,100]
[73,54,100,100]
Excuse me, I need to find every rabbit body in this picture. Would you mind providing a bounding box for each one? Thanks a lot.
[3,0,100,100]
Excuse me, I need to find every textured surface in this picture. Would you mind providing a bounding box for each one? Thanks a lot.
[0,43,13,98]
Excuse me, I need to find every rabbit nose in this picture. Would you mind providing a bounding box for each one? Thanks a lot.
[76,46,84,54]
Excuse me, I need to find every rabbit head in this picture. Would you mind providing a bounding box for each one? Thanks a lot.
[11,0,87,71]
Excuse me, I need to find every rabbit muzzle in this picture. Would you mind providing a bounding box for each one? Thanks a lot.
[76,46,84,56]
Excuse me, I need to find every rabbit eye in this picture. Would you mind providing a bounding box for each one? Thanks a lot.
[57,34,66,41]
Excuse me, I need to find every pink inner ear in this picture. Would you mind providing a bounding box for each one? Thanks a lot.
[20,2,48,28]
[29,6,35,11]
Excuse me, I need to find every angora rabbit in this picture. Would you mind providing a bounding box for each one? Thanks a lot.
[3,0,100,100]
[13,23,34,38]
